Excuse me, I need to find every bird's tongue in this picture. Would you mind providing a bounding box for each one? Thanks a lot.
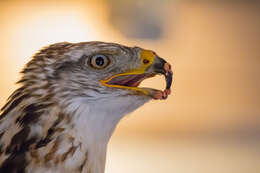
[107,74,150,87]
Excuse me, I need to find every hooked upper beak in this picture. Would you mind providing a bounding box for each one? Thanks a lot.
[147,55,173,90]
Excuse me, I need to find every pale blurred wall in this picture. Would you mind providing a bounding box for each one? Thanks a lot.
[168,1,260,137]
[0,0,259,138]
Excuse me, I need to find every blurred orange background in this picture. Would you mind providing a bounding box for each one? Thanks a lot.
[0,0,259,172]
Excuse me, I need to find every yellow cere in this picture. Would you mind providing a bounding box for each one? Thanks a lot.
[140,49,155,68]
[100,49,156,95]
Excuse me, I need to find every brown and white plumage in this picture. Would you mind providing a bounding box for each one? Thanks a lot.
[0,41,172,173]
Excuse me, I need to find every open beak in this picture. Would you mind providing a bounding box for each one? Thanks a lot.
[100,50,173,100]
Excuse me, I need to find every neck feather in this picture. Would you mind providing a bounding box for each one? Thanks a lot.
[66,95,150,173]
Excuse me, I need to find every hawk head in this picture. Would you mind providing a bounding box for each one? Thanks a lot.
[0,41,172,173]
[34,42,172,102]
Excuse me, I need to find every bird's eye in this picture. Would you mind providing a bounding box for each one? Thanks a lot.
[90,55,110,69]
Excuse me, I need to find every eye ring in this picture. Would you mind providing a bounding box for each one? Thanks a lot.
[90,54,110,69]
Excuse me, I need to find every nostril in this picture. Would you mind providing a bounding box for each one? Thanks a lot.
[143,59,150,64]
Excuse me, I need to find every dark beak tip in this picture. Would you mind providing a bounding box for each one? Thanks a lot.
[163,62,173,90]
[152,56,173,92]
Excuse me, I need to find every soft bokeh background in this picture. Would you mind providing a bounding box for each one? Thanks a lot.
[0,0,259,172]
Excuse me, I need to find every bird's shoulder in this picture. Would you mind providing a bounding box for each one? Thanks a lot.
[0,94,88,173]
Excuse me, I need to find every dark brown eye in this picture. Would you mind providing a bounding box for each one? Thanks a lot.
[90,55,110,69]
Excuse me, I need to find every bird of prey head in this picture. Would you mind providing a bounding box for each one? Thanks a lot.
[0,42,172,173]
